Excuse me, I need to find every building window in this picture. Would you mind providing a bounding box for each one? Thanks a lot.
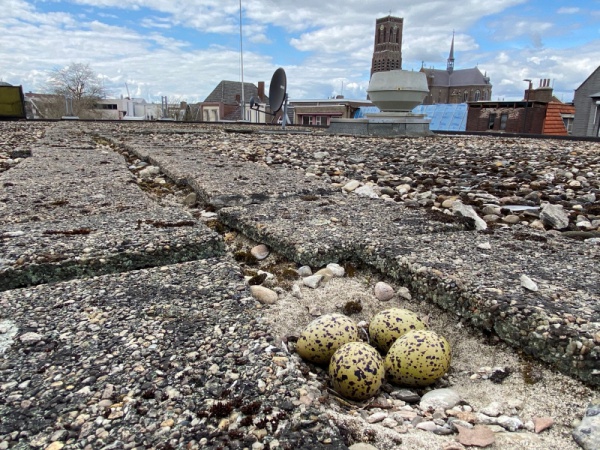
[96,104,117,110]
[463,91,469,102]
[474,90,481,102]
[488,113,496,130]
[500,113,508,130]
[482,90,488,101]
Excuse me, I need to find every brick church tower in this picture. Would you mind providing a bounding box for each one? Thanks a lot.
[370,16,403,77]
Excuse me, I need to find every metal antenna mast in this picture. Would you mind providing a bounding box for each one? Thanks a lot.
[239,0,245,121]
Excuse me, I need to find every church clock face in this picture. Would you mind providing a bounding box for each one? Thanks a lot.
[380,25,385,30]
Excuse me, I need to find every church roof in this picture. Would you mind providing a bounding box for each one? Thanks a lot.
[422,67,490,87]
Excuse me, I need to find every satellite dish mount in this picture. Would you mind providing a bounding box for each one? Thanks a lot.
[249,67,289,129]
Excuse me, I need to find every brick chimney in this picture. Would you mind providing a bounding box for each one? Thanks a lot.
[258,81,265,101]
[525,79,554,103]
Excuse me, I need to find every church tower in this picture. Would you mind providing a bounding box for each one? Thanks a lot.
[447,32,455,74]
[370,16,403,77]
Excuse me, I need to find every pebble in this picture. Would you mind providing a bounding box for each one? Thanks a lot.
[297,266,313,277]
[397,286,412,300]
[573,401,600,450]
[533,416,554,433]
[303,274,323,289]
[420,389,461,411]
[19,332,42,345]
[374,281,394,301]
[355,185,379,198]
[343,180,360,192]
[249,285,279,304]
[452,201,487,231]
[520,274,539,292]
[326,263,345,277]
[315,267,334,283]
[540,203,569,229]
[250,244,270,260]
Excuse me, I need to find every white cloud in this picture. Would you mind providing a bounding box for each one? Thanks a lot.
[1,0,599,105]
[557,7,581,14]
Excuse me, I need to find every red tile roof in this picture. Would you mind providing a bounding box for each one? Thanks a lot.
[543,101,575,135]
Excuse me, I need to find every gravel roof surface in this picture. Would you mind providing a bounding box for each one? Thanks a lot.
[0,120,598,450]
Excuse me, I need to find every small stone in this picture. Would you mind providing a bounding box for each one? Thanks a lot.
[480,402,502,417]
[19,332,42,345]
[250,244,270,260]
[393,389,420,403]
[397,286,412,300]
[292,284,302,299]
[297,266,312,277]
[367,412,388,423]
[573,401,600,450]
[355,185,379,198]
[420,389,461,411]
[45,443,65,450]
[416,421,439,432]
[452,201,487,230]
[456,425,495,447]
[349,444,379,450]
[502,215,520,224]
[540,203,569,230]
[533,416,554,433]
[529,219,546,230]
[483,214,500,223]
[442,443,466,450]
[381,417,398,428]
[442,197,458,208]
[520,274,538,292]
[139,165,160,179]
[315,268,334,283]
[249,285,278,304]
[183,192,197,207]
[49,431,68,442]
[478,242,492,250]
[496,415,523,432]
[342,180,360,192]
[303,275,323,289]
[374,282,394,301]
[326,263,345,277]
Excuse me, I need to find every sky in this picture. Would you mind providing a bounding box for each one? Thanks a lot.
[1,0,599,103]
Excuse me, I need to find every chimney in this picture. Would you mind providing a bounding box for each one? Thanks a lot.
[258,81,265,101]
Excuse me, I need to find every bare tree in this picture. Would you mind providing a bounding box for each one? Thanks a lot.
[45,62,107,118]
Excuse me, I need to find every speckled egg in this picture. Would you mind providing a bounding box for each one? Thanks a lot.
[296,314,359,364]
[385,330,451,387]
[369,308,427,353]
[329,342,384,401]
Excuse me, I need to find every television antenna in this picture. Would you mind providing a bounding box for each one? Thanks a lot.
[249,67,289,129]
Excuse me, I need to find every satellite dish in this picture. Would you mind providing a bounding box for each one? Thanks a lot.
[269,68,287,113]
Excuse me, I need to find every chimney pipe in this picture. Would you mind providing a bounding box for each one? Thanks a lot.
[258,81,265,101]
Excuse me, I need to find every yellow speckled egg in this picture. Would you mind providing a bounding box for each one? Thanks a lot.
[329,342,384,401]
[385,330,451,387]
[296,314,359,364]
[369,308,427,353]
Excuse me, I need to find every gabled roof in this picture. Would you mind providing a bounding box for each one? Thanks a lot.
[543,101,575,136]
[421,67,490,87]
[575,65,600,92]
[204,81,268,104]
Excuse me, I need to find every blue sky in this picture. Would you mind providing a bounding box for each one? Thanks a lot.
[1,0,599,103]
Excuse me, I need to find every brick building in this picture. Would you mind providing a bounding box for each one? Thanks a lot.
[466,79,575,135]
[370,16,403,76]
[420,33,492,105]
